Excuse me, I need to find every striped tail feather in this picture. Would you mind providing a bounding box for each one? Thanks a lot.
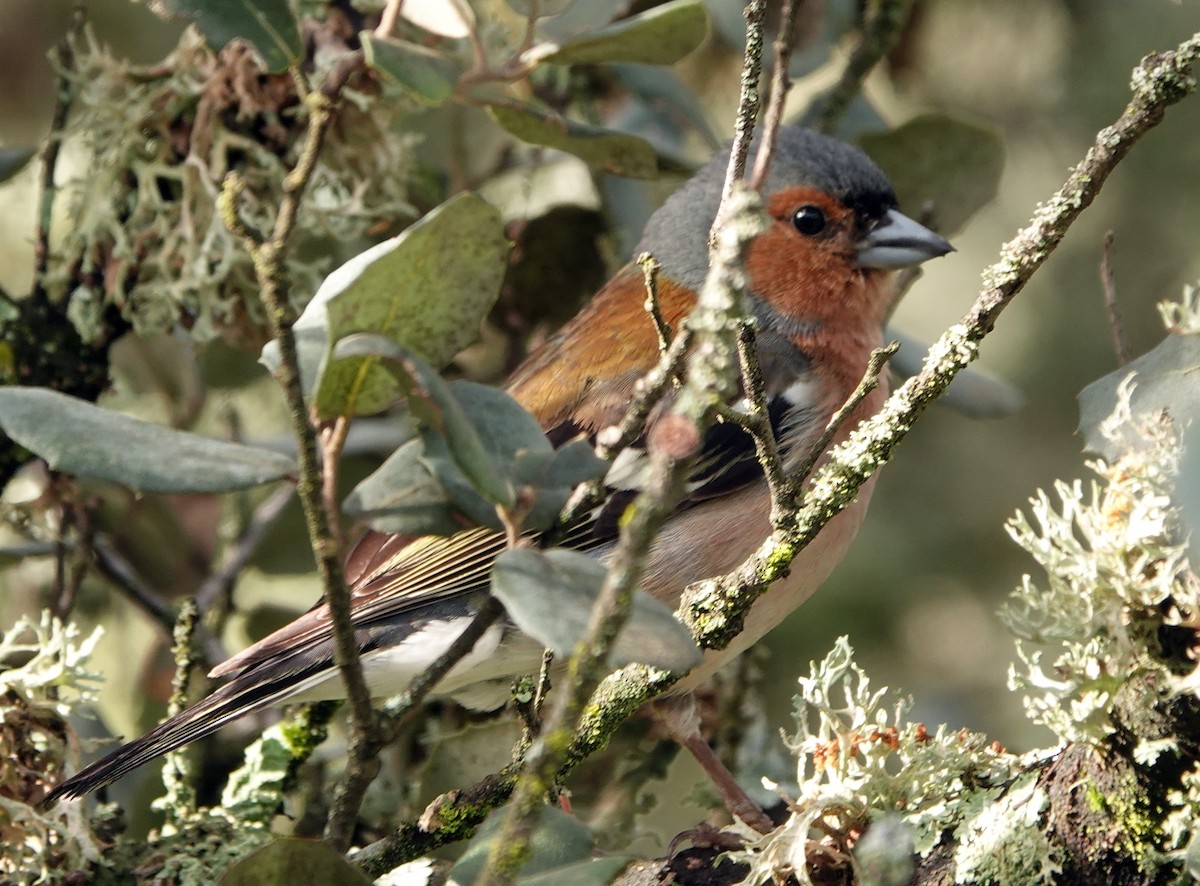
[43,661,329,803]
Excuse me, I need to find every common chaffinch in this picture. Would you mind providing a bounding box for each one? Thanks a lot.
[45,127,952,824]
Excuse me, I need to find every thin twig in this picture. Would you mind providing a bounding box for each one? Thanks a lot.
[713,323,789,522]
[159,600,201,827]
[749,0,803,190]
[1100,230,1129,366]
[532,648,553,716]
[516,0,541,55]
[477,187,769,886]
[377,597,505,743]
[195,481,296,664]
[30,1,85,305]
[375,0,404,37]
[221,49,378,854]
[714,0,767,239]
[638,252,672,354]
[551,326,693,537]
[57,500,93,621]
[194,481,297,613]
[785,341,899,491]
[320,417,351,549]
[815,0,917,135]
[91,535,176,634]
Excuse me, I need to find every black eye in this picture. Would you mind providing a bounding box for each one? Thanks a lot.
[791,205,827,237]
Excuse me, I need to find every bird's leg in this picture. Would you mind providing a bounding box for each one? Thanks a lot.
[655,694,775,835]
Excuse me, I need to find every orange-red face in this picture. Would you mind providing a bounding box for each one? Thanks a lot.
[748,186,897,335]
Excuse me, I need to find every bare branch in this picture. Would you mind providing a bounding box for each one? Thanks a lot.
[1100,230,1129,365]
[786,340,899,492]
[92,535,176,635]
[749,0,803,190]
[715,0,768,236]
[638,252,672,354]
[713,323,789,521]
[815,0,917,135]
[220,48,378,853]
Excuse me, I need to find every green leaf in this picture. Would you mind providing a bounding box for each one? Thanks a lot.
[0,388,296,493]
[343,438,468,536]
[331,335,515,509]
[361,32,459,105]
[148,0,302,73]
[0,147,36,184]
[1078,333,1200,461]
[489,104,662,178]
[522,0,708,67]
[521,858,633,886]
[302,193,508,419]
[798,93,889,142]
[334,335,604,530]
[505,0,573,16]
[449,805,595,886]
[217,838,372,885]
[859,114,1005,236]
[491,548,702,671]
[514,438,607,490]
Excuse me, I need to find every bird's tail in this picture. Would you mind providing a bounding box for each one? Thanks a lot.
[43,665,320,804]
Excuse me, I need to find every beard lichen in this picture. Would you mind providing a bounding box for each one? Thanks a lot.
[47,25,417,349]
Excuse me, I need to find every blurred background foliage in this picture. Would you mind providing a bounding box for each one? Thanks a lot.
[2,0,1199,857]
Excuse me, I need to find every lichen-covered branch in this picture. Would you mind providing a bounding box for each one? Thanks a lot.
[477,185,771,885]
[30,1,85,305]
[748,0,803,190]
[715,0,767,226]
[158,600,201,827]
[220,49,378,853]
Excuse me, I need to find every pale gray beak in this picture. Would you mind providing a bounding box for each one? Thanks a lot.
[855,209,954,269]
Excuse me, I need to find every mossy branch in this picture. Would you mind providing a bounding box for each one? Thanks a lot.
[219,49,375,854]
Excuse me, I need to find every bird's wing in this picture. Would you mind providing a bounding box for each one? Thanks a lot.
[212,266,825,680]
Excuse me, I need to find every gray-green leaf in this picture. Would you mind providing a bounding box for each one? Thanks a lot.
[522,0,708,67]
[491,548,702,671]
[1078,333,1200,461]
[361,32,459,105]
[343,439,467,536]
[860,114,1004,236]
[332,334,516,509]
[0,388,296,493]
[449,805,595,886]
[217,838,372,885]
[0,147,36,184]
[489,105,663,179]
[147,0,302,73]
[283,192,506,419]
